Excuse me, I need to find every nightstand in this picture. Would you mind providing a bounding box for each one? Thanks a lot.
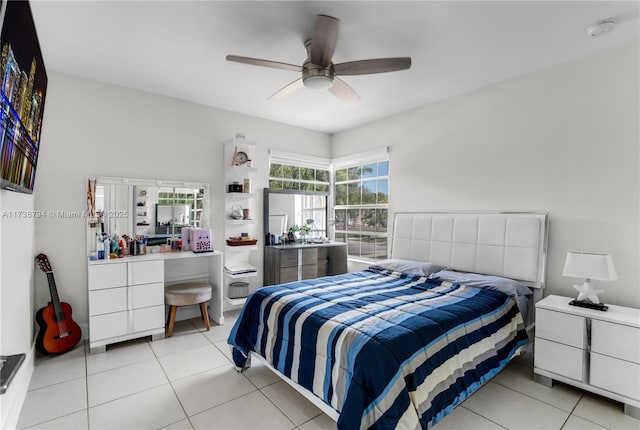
[534,295,640,419]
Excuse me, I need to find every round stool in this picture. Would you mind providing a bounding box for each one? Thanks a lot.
[164,282,212,337]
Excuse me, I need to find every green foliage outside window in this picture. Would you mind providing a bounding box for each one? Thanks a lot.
[269,162,330,192]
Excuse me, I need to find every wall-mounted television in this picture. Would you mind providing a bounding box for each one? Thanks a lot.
[0,0,47,194]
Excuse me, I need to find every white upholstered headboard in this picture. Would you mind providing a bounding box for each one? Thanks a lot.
[391,212,549,289]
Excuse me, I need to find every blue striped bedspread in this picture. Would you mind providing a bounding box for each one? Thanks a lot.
[228,267,529,429]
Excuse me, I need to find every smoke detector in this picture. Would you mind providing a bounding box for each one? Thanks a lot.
[586,19,616,38]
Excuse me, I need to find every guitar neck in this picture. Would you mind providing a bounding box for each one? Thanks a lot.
[46,272,64,318]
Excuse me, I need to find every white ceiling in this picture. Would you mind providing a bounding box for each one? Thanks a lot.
[30,1,639,134]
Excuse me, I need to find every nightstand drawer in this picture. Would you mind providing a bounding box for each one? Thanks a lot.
[591,320,640,364]
[590,352,640,401]
[535,338,585,381]
[536,308,585,349]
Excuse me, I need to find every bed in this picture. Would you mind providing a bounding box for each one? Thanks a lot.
[228,212,548,429]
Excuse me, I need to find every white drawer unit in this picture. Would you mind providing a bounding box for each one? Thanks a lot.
[534,295,640,419]
[88,260,165,353]
[88,263,127,290]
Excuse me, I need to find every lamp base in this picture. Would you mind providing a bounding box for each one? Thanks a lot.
[569,299,608,311]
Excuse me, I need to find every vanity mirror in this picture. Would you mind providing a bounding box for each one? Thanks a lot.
[263,188,328,244]
[87,176,209,255]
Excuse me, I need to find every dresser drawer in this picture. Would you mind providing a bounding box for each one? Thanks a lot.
[591,320,640,364]
[129,260,164,285]
[317,261,328,277]
[280,249,299,268]
[132,306,165,332]
[301,248,318,265]
[590,352,640,401]
[89,287,127,316]
[534,338,585,381]
[130,282,164,309]
[301,264,317,280]
[279,267,299,283]
[536,308,585,349]
[317,247,329,261]
[90,312,128,340]
[88,263,127,291]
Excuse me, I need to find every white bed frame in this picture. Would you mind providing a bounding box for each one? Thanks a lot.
[252,211,549,422]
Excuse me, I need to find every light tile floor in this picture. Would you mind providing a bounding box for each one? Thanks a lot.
[17,310,640,429]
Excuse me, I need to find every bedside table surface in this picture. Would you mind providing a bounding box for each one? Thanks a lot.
[537,295,640,328]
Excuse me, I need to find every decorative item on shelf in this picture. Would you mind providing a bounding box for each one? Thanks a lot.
[230,205,244,220]
[243,178,251,193]
[242,208,250,219]
[563,252,617,311]
[226,236,257,246]
[228,182,243,193]
[231,146,249,166]
[229,281,249,299]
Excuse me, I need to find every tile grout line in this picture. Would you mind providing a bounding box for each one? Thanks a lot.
[490,373,581,415]
[458,405,509,430]
[149,332,194,429]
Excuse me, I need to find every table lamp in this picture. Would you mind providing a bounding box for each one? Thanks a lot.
[562,252,617,311]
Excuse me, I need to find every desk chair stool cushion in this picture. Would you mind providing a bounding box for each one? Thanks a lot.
[164,282,212,336]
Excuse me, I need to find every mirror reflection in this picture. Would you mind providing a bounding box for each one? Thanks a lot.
[264,189,328,244]
[90,177,208,254]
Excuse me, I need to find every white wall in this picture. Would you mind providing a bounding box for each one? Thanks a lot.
[332,41,640,308]
[0,190,36,429]
[32,71,331,331]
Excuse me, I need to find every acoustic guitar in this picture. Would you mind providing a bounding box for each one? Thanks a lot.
[35,254,82,355]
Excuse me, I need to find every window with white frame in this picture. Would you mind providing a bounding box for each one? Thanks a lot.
[333,149,389,261]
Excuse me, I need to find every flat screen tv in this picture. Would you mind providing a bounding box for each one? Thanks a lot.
[0,0,47,194]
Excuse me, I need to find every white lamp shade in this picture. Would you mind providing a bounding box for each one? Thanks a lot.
[562,252,618,281]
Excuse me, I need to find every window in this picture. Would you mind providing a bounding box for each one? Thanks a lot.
[269,163,330,192]
[334,159,389,260]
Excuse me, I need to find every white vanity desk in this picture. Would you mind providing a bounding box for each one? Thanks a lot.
[87,251,223,354]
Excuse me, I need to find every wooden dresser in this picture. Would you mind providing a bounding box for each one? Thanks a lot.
[264,243,348,286]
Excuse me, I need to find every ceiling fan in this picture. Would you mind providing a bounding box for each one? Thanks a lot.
[226,14,412,103]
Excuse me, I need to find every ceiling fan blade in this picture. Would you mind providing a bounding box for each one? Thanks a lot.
[334,57,412,76]
[226,55,303,72]
[329,78,360,104]
[309,15,340,66]
[268,78,305,101]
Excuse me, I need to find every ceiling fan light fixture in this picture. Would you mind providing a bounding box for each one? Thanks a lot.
[303,75,334,90]
[302,64,335,90]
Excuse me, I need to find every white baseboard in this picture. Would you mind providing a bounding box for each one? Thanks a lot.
[0,345,34,430]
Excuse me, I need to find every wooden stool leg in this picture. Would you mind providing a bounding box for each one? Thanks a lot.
[167,305,177,337]
[200,302,211,331]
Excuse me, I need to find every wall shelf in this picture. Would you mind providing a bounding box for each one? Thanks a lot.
[223,136,261,309]
[226,297,247,306]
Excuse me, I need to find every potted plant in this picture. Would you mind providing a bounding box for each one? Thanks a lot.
[288,224,311,242]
